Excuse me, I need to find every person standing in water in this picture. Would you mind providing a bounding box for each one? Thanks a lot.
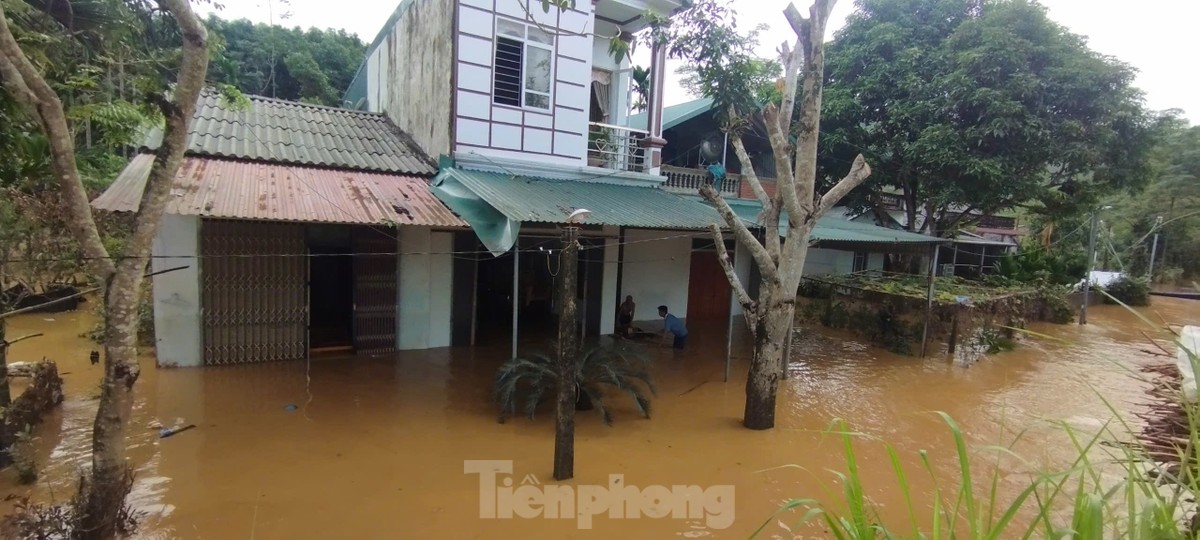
[658,305,688,349]
[618,295,636,336]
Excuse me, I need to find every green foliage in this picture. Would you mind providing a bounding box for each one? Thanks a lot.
[493,343,656,426]
[994,244,1087,286]
[1102,276,1150,307]
[820,0,1160,233]
[645,0,780,126]
[205,16,366,106]
[976,329,1015,354]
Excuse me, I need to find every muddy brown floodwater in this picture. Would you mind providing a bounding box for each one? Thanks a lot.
[0,298,1196,538]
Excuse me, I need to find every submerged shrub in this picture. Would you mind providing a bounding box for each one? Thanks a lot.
[1103,276,1151,306]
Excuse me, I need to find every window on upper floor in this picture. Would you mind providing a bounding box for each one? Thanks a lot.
[493,18,554,110]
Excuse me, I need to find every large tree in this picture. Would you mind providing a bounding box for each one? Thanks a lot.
[652,0,872,429]
[0,0,209,536]
[820,0,1157,236]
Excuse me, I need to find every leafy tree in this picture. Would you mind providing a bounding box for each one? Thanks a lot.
[0,0,210,536]
[820,0,1159,236]
[205,16,365,106]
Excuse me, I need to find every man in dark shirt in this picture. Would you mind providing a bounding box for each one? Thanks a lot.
[658,305,688,349]
[618,295,635,336]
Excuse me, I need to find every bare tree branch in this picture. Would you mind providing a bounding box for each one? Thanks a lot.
[700,185,780,284]
[729,130,772,210]
[0,5,115,278]
[709,224,756,321]
[728,131,782,261]
[764,105,808,226]
[818,154,873,216]
[776,38,804,135]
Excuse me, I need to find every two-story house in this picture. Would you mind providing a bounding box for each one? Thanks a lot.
[340,0,769,353]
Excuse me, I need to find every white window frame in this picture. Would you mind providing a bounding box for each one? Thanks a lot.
[853,252,868,273]
[493,17,555,111]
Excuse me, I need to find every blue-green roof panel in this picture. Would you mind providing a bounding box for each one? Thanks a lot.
[433,167,725,229]
[726,201,943,245]
[627,97,714,131]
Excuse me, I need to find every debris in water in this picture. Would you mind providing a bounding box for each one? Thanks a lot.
[89,351,99,365]
[160,424,196,439]
[284,404,299,411]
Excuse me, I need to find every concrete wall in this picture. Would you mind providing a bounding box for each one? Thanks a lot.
[150,215,202,367]
[398,227,454,350]
[620,229,691,326]
[363,0,455,157]
[731,238,752,317]
[803,248,854,277]
[454,0,594,164]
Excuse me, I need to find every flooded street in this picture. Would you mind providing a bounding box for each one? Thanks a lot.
[0,297,1196,538]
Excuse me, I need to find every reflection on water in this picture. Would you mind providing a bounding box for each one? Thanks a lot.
[0,298,1195,538]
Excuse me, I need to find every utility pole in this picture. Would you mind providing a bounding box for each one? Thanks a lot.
[1080,210,1098,325]
[1147,216,1163,281]
[553,211,587,481]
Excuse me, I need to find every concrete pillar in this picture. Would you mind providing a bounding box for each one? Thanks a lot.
[150,215,202,367]
[641,42,668,175]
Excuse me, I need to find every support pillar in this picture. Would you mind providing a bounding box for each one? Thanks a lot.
[641,42,668,175]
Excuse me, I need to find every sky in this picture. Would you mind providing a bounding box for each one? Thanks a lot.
[196,0,1199,122]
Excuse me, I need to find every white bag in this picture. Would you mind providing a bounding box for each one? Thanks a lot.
[1176,326,1200,403]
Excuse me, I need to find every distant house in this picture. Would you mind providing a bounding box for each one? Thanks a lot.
[94,94,467,366]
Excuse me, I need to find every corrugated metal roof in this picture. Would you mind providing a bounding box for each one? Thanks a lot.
[92,155,466,227]
[433,167,724,229]
[141,92,435,175]
[627,97,715,131]
[728,201,944,245]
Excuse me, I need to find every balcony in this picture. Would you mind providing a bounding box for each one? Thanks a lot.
[660,165,745,198]
[587,122,649,173]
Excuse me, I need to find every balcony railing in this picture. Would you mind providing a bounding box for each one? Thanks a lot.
[661,165,743,197]
[587,122,648,173]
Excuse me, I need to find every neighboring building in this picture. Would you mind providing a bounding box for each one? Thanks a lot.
[94,93,470,366]
[628,98,947,277]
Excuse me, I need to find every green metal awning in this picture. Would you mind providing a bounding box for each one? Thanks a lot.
[431,167,724,256]
[726,201,945,246]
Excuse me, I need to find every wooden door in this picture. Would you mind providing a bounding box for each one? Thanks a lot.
[686,251,731,321]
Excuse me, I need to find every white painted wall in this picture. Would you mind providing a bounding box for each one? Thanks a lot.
[151,215,202,367]
[620,229,691,325]
[397,228,454,350]
[731,238,752,317]
[803,248,854,277]
[600,225,619,335]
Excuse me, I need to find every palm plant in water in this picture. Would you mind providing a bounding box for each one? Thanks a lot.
[494,343,656,426]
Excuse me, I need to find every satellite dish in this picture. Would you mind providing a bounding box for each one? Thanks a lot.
[567,209,592,224]
[698,132,723,163]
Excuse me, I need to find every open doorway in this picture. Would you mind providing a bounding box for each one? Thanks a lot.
[308,227,353,352]
[473,236,604,348]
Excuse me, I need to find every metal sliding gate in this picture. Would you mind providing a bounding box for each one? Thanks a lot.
[352,227,398,354]
[200,220,308,365]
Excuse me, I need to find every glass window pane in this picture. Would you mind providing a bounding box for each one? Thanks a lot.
[527,27,553,45]
[497,19,524,38]
[524,46,551,93]
[525,92,550,110]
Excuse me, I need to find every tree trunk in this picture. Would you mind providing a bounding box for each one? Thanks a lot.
[0,319,10,407]
[79,275,143,539]
[553,227,579,481]
[743,282,794,430]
